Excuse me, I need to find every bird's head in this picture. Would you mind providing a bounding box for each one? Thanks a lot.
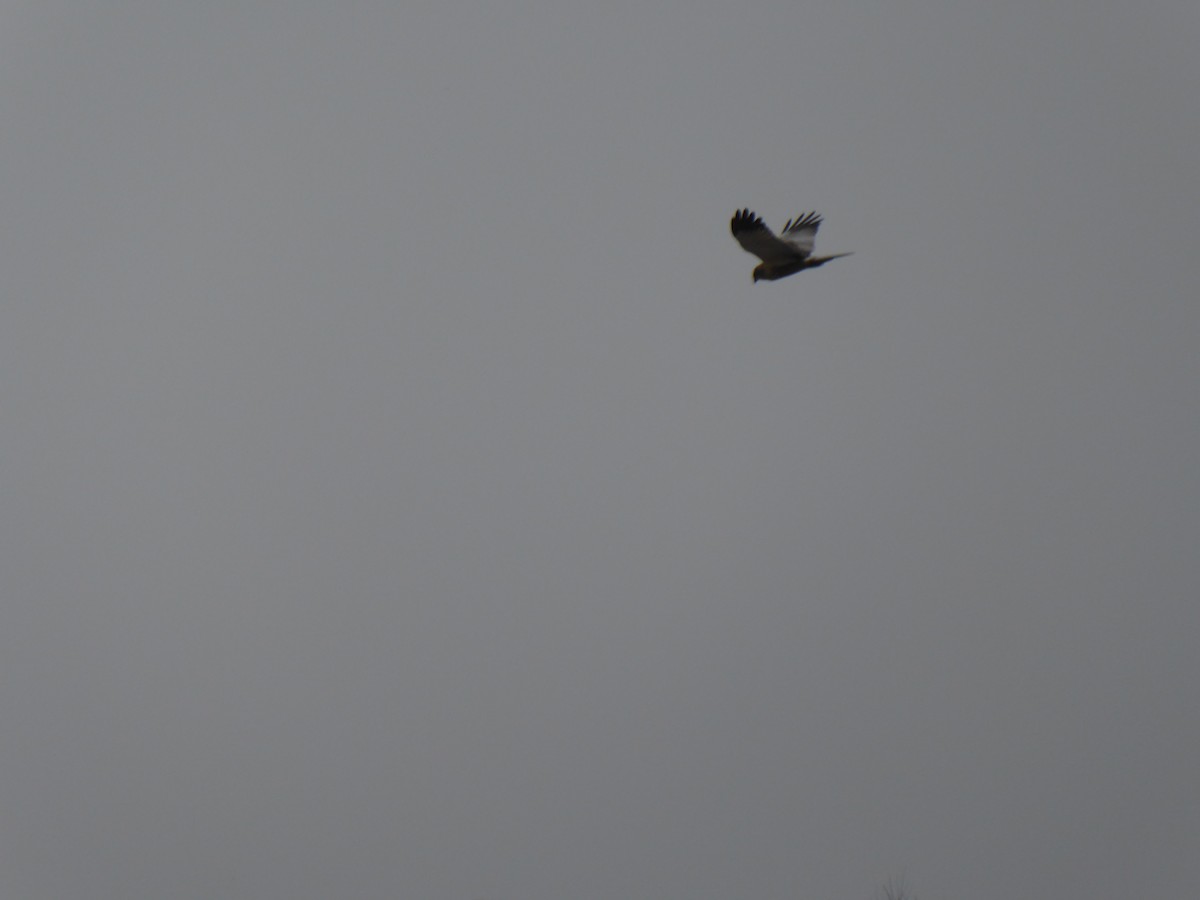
[752,265,764,283]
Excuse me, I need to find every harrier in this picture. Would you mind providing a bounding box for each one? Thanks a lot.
[731,209,852,282]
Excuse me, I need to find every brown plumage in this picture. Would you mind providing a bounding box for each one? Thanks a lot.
[731,209,852,282]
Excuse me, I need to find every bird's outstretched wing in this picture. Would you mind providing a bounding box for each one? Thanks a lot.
[777,212,823,260]
[731,209,806,265]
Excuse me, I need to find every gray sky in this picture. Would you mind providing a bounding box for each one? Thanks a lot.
[2,2,1197,898]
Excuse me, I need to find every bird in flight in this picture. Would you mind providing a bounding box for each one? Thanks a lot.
[731,209,852,282]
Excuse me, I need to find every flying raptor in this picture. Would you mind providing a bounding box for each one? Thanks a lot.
[730,209,852,282]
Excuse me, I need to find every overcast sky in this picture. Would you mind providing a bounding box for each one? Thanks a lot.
[2,3,1198,899]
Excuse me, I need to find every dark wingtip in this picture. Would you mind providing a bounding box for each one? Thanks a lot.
[783,211,824,233]
[731,208,764,234]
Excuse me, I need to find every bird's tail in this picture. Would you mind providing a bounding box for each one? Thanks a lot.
[806,252,854,268]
